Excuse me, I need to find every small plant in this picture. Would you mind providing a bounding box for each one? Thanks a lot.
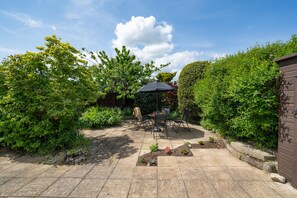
[140,158,147,164]
[181,149,189,155]
[184,141,192,148]
[149,143,159,152]
[198,141,205,145]
[147,159,156,166]
[164,146,172,155]
[209,136,215,143]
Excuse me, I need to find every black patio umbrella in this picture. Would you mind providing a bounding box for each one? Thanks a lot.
[137,81,175,111]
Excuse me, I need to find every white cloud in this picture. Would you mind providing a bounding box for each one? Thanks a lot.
[1,11,42,28]
[154,51,203,78]
[112,16,172,48]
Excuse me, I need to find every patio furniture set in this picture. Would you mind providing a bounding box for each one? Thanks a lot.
[133,106,191,138]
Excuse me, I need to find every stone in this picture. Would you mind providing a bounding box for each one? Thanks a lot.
[271,173,286,183]
[43,151,67,165]
[230,142,276,161]
[240,155,263,170]
[263,161,277,173]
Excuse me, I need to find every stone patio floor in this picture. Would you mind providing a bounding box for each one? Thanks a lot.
[1,121,297,197]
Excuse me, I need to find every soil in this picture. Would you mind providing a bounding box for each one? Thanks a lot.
[137,140,226,166]
[191,139,226,149]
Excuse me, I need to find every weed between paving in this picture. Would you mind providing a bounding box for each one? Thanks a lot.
[137,141,225,166]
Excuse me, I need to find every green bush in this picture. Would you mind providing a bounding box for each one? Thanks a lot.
[121,107,133,117]
[79,107,123,129]
[194,35,297,149]
[178,61,210,119]
[134,92,157,115]
[0,35,99,154]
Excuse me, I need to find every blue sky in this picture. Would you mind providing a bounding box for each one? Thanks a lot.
[1,0,297,76]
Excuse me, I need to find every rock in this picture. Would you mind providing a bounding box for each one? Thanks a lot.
[56,151,67,164]
[271,173,286,183]
[43,151,67,165]
[263,161,277,173]
[231,142,276,161]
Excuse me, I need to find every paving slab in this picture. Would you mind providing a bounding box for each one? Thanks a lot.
[158,156,178,167]
[266,182,297,198]
[40,177,81,197]
[69,178,106,197]
[195,155,221,167]
[133,166,157,179]
[176,157,199,169]
[227,166,271,181]
[158,179,188,198]
[0,163,33,177]
[85,165,114,179]
[184,180,219,198]
[62,164,94,178]
[238,181,282,198]
[0,164,13,173]
[217,155,251,167]
[17,164,52,177]
[0,177,34,196]
[12,177,57,197]
[117,156,138,167]
[0,156,14,164]
[180,168,208,180]
[0,177,12,185]
[128,179,157,198]
[158,167,182,180]
[39,165,71,178]
[211,180,250,197]
[109,166,135,179]
[98,179,131,197]
[203,166,234,180]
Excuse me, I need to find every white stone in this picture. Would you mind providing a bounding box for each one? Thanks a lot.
[271,173,286,183]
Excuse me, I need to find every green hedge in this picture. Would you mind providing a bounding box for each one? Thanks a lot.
[79,107,123,129]
[194,35,297,149]
[178,61,210,119]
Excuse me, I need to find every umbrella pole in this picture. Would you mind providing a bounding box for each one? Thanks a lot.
[156,93,158,112]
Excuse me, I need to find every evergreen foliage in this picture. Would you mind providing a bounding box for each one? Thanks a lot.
[178,61,210,118]
[194,35,297,149]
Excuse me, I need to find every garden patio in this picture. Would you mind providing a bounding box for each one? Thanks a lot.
[0,122,296,198]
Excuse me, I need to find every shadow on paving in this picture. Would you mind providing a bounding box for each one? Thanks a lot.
[84,134,138,163]
[166,127,205,140]
[0,134,138,165]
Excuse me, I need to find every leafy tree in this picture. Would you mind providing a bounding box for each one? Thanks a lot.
[178,61,209,119]
[0,35,99,153]
[156,72,176,83]
[89,46,160,100]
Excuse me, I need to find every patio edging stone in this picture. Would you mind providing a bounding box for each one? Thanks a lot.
[223,140,278,173]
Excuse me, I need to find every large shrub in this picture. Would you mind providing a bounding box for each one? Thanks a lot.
[79,107,123,129]
[178,61,210,119]
[0,35,99,153]
[134,92,157,115]
[194,35,297,149]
